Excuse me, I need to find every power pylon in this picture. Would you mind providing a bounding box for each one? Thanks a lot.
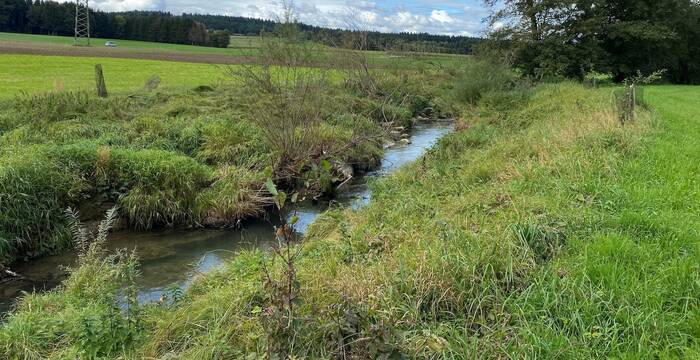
[74,0,90,46]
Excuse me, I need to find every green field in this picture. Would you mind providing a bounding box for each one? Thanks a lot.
[0,55,464,99]
[0,33,467,99]
[0,54,229,98]
[0,32,256,55]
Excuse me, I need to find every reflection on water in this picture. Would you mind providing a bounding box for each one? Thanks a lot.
[108,224,280,304]
[286,121,453,223]
[0,121,452,314]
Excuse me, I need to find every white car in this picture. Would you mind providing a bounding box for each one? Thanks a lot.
[104,41,117,47]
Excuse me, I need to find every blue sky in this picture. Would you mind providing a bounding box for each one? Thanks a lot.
[85,0,491,36]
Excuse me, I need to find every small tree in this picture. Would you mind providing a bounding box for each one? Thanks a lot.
[259,179,305,358]
[615,70,665,124]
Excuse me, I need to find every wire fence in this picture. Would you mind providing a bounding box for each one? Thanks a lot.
[613,84,646,125]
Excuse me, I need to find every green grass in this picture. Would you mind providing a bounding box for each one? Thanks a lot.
[0,54,228,98]
[3,50,696,357]
[228,35,263,49]
[503,85,700,357]
[0,51,463,99]
[0,32,255,55]
[0,32,469,99]
[123,83,696,358]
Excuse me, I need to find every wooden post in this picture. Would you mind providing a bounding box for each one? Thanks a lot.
[95,64,108,98]
[630,84,636,122]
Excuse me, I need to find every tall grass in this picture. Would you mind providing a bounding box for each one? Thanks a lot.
[0,209,143,359]
[452,60,519,104]
[126,82,659,358]
[3,78,698,357]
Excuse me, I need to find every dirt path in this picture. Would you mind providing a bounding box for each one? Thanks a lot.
[0,40,257,65]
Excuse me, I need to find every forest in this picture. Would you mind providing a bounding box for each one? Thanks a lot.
[185,13,482,54]
[0,0,230,48]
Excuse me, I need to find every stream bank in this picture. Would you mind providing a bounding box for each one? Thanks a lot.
[0,121,453,314]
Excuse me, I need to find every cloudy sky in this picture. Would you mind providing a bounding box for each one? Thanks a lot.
[84,0,491,36]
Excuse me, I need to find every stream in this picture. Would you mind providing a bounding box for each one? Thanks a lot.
[0,121,453,314]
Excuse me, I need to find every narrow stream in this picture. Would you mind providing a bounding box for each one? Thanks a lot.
[0,121,453,313]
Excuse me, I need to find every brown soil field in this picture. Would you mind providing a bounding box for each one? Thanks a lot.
[0,40,256,65]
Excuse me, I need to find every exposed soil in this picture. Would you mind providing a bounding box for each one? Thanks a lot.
[0,40,257,65]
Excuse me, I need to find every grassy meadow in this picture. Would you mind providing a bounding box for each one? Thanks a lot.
[0,54,228,98]
[0,41,457,266]
[0,32,467,99]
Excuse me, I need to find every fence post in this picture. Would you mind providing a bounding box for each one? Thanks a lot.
[630,84,636,122]
[95,64,108,98]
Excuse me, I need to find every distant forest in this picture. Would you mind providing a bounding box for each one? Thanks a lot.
[0,1,231,47]
[184,14,481,54]
[0,1,480,54]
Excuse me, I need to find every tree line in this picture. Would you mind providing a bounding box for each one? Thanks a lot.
[482,0,700,84]
[184,13,482,54]
[1,1,480,54]
[0,1,230,48]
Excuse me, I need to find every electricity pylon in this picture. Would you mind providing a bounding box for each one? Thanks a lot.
[74,0,90,46]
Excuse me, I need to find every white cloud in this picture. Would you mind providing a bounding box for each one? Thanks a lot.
[67,0,487,36]
[430,10,454,24]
